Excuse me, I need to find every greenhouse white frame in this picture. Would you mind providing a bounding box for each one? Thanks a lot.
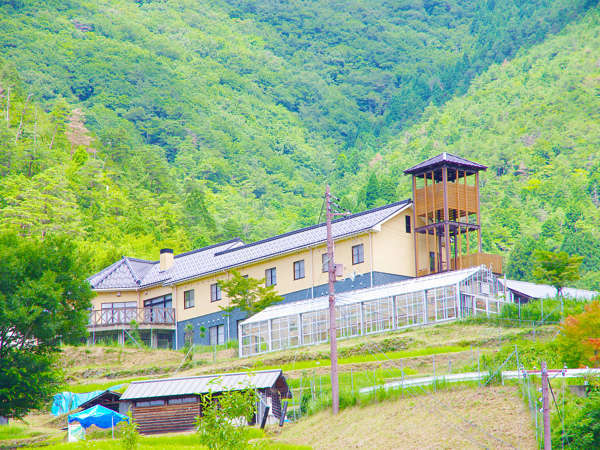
[238,266,508,357]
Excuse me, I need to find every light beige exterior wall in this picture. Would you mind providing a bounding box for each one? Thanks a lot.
[174,233,373,321]
[370,209,415,277]
[91,290,140,310]
[92,208,420,321]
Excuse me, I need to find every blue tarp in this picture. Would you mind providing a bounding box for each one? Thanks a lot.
[51,386,122,416]
[68,405,129,429]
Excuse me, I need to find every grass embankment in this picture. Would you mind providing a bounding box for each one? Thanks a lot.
[274,385,536,449]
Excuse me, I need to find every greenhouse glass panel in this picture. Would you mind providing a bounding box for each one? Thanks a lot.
[395,292,425,327]
[301,310,328,345]
[435,286,457,320]
[271,316,300,351]
[336,303,361,338]
[363,298,393,334]
[241,321,269,356]
[426,290,437,322]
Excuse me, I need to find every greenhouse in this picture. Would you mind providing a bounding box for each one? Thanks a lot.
[238,266,508,357]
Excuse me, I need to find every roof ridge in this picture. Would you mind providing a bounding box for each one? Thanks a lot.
[123,257,142,285]
[129,369,282,384]
[214,200,411,257]
[174,238,244,259]
[127,257,158,264]
[90,258,129,288]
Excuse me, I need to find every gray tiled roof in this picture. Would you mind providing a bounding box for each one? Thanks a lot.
[89,201,411,290]
[403,152,487,175]
[87,257,153,290]
[120,369,288,400]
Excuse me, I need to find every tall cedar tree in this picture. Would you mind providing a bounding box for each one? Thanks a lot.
[218,270,282,317]
[0,232,94,419]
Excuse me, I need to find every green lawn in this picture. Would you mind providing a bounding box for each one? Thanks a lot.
[42,430,309,449]
[0,424,44,441]
[256,344,469,372]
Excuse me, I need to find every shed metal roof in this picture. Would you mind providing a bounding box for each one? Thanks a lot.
[89,201,411,290]
[501,279,598,300]
[120,370,287,400]
[242,266,483,325]
[403,152,487,175]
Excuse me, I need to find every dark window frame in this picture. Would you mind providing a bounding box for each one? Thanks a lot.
[405,215,411,233]
[184,289,195,309]
[209,324,225,345]
[293,260,305,280]
[322,253,330,273]
[210,283,222,302]
[352,244,364,265]
[265,267,277,286]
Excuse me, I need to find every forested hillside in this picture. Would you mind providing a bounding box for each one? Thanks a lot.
[0,0,598,281]
[358,10,600,288]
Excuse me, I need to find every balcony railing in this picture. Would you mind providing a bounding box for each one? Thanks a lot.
[417,252,503,277]
[88,307,175,328]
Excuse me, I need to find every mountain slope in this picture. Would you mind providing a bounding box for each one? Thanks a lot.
[0,1,598,278]
[359,9,600,287]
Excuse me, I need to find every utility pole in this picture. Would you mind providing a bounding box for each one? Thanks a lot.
[325,185,349,415]
[541,361,551,450]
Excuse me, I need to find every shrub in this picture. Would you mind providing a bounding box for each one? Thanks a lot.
[500,298,587,323]
[120,412,139,450]
[557,301,600,367]
[196,388,256,449]
[556,393,600,448]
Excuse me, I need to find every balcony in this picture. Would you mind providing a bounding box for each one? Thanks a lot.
[88,307,176,331]
[417,252,503,277]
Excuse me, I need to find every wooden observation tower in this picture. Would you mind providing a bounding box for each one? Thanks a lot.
[404,153,502,277]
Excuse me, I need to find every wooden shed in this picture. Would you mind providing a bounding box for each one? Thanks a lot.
[119,369,291,435]
[77,390,122,413]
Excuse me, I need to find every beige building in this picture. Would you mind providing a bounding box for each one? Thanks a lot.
[87,153,502,349]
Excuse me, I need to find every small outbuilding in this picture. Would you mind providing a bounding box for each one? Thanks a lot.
[77,390,122,414]
[119,369,291,435]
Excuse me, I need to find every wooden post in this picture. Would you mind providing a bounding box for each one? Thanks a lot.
[476,172,482,253]
[541,361,551,449]
[424,173,430,275]
[325,186,339,415]
[432,171,438,273]
[412,175,418,277]
[442,166,450,272]
[464,171,470,255]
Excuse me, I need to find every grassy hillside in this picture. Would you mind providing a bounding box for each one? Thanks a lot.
[0,1,596,267]
[274,385,535,449]
[357,9,600,288]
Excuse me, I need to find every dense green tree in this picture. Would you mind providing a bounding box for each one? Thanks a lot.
[506,237,539,281]
[0,232,94,418]
[218,270,283,317]
[533,250,583,298]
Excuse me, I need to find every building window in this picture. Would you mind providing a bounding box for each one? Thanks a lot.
[144,294,172,309]
[405,215,411,233]
[429,252,436,272]
[136,400,164,407]
[209,324,225,345]
[184,289,194,309]
[293,260,305,280]
[322,253,330,273]
[210,283,221,302]
[265,267,277,286]
[352,244,364,265]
